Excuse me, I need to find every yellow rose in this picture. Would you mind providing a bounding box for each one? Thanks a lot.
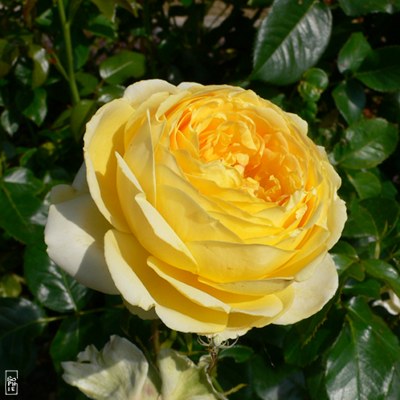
[45,79,347,339]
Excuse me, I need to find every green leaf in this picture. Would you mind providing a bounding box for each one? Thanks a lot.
[24,244,91,312]
[29,44,50,88]
[0,109,19,136]
[70,99,96,140]
[332,80,366,124]
[75,72,99,96]
[344,197,400,241]
[331,241,359,274]
[22,87,47,126]
[0,167,45,244]
[343,200,378,239]
[284,305,342,368]
[0,297,46,379]
[337,32,372,74]
[338,0,400,16]
[342,278,382,298]
[325,298,400,400]
[250,355,306,400]
[90,0,117,20]
[87,14,117,39]
[347,170,381,199]
[355,46,400,92]
[360,197,400,237]
[0,39,19,78]
[332,118,398,169]
[219,345,254,363]
[252,0,331,85]
[362,259,400,298]
[98,84,125,103]
[99,50,146,85]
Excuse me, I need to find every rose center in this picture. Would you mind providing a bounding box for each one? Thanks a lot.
[169,97,304,204]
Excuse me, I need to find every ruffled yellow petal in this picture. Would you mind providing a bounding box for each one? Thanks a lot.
[104,229,228,334]
[273,253,338,325]
[84,99,134,231]
[116,153,197,273]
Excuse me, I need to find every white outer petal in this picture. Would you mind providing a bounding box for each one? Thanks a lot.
[273,253,338,325]
[45,191,118,294]
[123,79,178,106]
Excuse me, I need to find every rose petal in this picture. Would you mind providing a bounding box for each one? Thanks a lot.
[104,230,228,334]
[273,253,338,324]
[147,257,290,319]
[45,192,118,294]
[147,256,230,313]
[116,153,198,272]
[199,277,292,296]
[62,335,159,400]
[84,99,134,232]
[188,240,292,283]
[104,230,155,311]
[123,79,177,107]
[157,184,240,242]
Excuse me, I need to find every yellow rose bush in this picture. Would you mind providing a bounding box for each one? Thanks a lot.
[45,79,347,339]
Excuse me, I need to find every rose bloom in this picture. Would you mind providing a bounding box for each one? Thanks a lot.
[45,80,346,339]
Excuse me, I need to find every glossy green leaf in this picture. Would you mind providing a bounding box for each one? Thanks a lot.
[0,297,46,378]
[355,46,400,92]
[337,33,371,74]
[325,298,400,400]
[24,244,91,312]
[87,14,117,39]
[332,80,365,124]
[342,278,382,298]
[331,241,359,274]
[99,50,146,84]
[219,345,254,363]
[284,305,342,368]
[70,99,96,140]
[338,0,400,16]
[14,62,32,86]
[360,197,400,237]
[75,72,99,96]
[332,118,398,169]
[74,44,90,70]
[29,44,50,88]
[363,259,400,298]
[22,87,47,126]
[50,316,98,373]
[0,39,19,78]
[252,0,331,85]
[343,201,378,239]
[0,109,19,136]
[98,84,125,103]
[250,355,306,400]
[347,170,381,199]
[90,0,117,20]
[0,167,45,244]
[344,197,400,241]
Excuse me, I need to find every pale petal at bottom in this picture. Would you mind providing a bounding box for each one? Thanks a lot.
[45,192,118,294]
[273,253,338,325]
